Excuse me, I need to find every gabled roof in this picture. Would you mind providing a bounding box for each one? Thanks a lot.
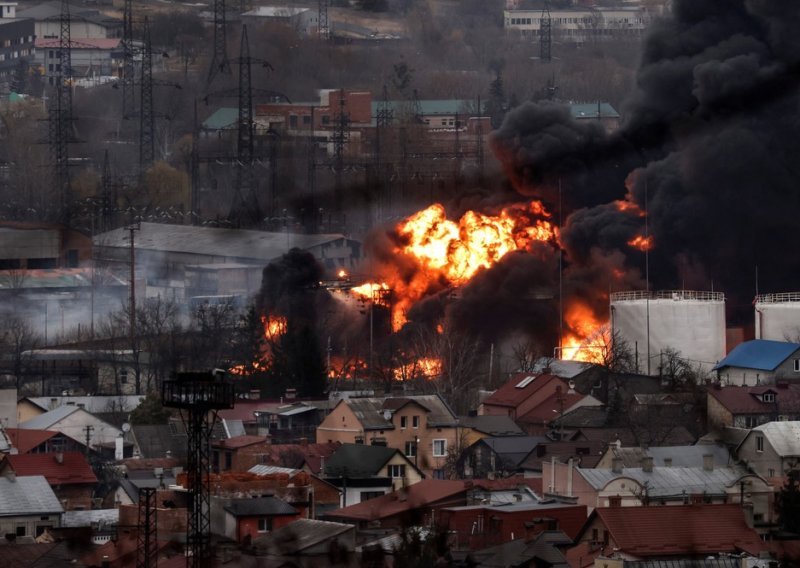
[17,1,121,26]
[130,423,187,460]
[4,452,97,485]
[3,428,59,454]
[707,383,800,414]
[469,530,571,568]
[252,519,353,555]
[223,496,297,517]
[605,444,732,469]
[218,400,282,423]
[18,404,81,429]
[0,475,64,515]
[578,464,757,497]
[482,373,567,409]
[713,339,800,371]
[23,395,145,414]
[517,390,589,425]
[211,434,268,449]
[457,415,525,436]
[324,444,405,478]
[590,504,765,557]
[474,436,549,468]
[339,394,457,430]
[550,405,609,429]
[520,440,607,471]
[255,442,341,475]
[746,421,800,456]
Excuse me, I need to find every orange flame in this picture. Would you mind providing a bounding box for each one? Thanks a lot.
[628,235,653,252]
[560,301,607,363]
[229,315,287,376]
[393,357,442,381]
[378,201,558,330]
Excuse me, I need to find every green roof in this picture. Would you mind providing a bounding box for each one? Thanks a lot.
[569,102,620,119]
[202,107,238,130]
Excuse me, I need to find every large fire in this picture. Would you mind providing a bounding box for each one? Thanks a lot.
[628,234,653,252]
[560,301,607,363]
[229,315,287,376]
[353,201,559,331]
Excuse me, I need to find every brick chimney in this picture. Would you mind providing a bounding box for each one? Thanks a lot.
[641,456,654,473]
[703,454,714,471]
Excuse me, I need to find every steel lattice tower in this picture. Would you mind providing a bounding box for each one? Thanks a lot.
[100,150,115,232]
[540,1,552,63]
[121,0,135,119]
[331,89,349,212]
[318,0,329,40]
[135,487,158,568]
[374,85,393,219]
[207,0,231,85]
[230,25,259,225]
[162,372,234,566]
[48,0,73,223]
[139,17,154,172]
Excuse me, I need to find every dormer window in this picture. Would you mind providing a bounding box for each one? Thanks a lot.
[763,393,775,403]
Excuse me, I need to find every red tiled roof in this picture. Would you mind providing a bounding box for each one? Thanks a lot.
[482,373,566,408]
[4,428,58,454]
[326,479,469,522]
[708,384,800,414]
[595,504,765,557]
[517,391,587,425]
[565,541,602,568]
[218,400,283,422]
[212,435,269,449]
[5,452,97,485]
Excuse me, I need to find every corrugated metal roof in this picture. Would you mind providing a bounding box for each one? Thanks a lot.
[19,405,81,430]
[578,465,750,496]
[94,222,358,262]
[63,509,119,527]
[202,107,238,130]
[0,475,64,516]
[252,519,353,554]
[752,421,800,456]
[608,444,731,468]
[248,464,299,476]
[569,102,620,119]
[713,339,800,371]
[26,395,144,413]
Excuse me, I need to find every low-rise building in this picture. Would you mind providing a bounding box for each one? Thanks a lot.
[0,474,63,540]
[0,451,97,510]
[18,404,122,450]
[713,339,800,386]
[736,421,800,481]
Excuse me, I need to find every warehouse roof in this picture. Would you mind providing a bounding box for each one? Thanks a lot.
[94,222,359,262]
[713,339,800,371]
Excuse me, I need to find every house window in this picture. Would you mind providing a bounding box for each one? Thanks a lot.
[15,525,25,537]
[321,115,330,125]
[591,528,598,542]
[355,436,364,444]
[405,441,416,457]
[225,451,233,470]
[769,469,775,477]
[433,439,447,457]
[433,469,445,479]
[794,358,800,372]
[763,393,775,403]
[257,518,272,533]
[400,416,407,429]
[120,369,128,384]
[289,115,298,127]
[756,436,764,452]
[389,464,406,478]
[412,416,419,428]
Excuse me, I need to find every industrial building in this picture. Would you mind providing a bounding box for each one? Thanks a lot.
[504,5,652,43]
[610,289,727,376]
[0,2,34,93]
[754,292,800,342]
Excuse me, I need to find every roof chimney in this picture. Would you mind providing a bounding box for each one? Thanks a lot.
[703,454,714,471]
[611,457,623,474]
[641,456,654,473]
[663,457,672,468]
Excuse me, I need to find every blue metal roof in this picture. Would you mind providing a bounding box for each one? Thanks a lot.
[713,339,800,371]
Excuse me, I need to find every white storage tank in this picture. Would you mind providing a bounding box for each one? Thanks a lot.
[754,293,800,341]
[610,290,726,376]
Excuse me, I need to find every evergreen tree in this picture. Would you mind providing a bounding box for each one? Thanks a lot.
[777,470,800,535]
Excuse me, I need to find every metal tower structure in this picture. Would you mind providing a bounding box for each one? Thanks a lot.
[540,1,552,63]
[48,0,73,223]
[121,0,135,118]
[136,487,158,568]
[317,0,329,40]
[331,89,349,211]
[476,96,484,177]
[230,25,259,225]
[139,17,154,172]
[374,84,393,219]
[162,371,235,566]
[100,150,115,232]
[190,99,200,225]
[207,0,231,86]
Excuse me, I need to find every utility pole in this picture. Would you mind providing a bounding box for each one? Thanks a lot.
[375,85,393,221]
[331,89,349,214]
[230,25,258,225]
[540,0,552,63]
[48,0,74,224]
[84,424,94,456]
[207,0,231,86]
[139,17,154,173]
[317,0,329,41]
[121,0,135,119]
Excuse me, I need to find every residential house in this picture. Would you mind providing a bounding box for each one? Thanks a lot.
[713,339,800,386]
[129,421,187,461]
[568,504,767,565]
[0,451,97,510]
[439,501,587,551]
[18,405,121,450]
[323,478,540,529]
[251,518,356,564]
[458,436,548,478]
[18,394,144,424]
[0,3,34,93]
[240,6,320,36]
[519,440,607,475]
[707,383,800,430]
[480,373,575,420]
[212,496,300,544]
[248,464,341,518]
[736,421,800,481]
[211,435,271,473]
[458,414,525,445]
[316,394,459,478]
[246,441,341,476]
[256,401,325,443]
[595,443,732,470]
[2,428,86,454]
[466,531,573,568]
[323,443,424,507]
[0,475,63,540]
[542,459,774,530]
[218,397,286,435]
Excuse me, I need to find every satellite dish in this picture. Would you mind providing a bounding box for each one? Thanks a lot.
[121,423,131,433]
